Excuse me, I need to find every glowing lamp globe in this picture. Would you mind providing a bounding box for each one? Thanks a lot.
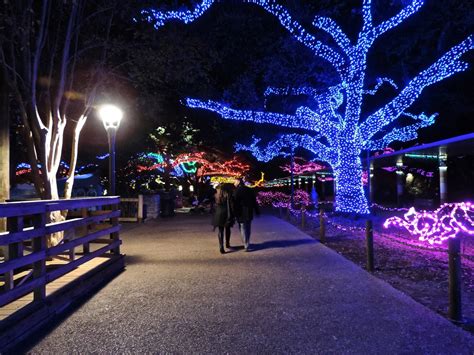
[99,104,123,130]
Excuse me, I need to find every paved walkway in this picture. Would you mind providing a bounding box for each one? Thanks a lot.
[25,215,474,354]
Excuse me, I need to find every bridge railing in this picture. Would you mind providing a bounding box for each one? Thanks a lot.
[0,196,121,310]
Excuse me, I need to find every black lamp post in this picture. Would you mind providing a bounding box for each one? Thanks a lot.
[98,104,123,196]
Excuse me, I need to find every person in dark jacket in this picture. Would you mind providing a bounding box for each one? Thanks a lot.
[212,184,235,254]
[233,178,260,251]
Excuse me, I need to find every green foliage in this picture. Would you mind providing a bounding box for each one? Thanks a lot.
[150,121,202,155]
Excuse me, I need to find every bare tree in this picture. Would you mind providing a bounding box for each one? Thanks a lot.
[0,0,114,245]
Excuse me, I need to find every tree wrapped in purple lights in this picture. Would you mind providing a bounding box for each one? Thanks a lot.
[143,0,473,214]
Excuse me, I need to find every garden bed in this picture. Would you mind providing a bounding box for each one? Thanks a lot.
[284,209,474,329]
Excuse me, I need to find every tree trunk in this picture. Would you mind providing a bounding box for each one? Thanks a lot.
[333,150,370,215]
[64,116,87,200]
[0,70,9,236]
[46,174,66,247]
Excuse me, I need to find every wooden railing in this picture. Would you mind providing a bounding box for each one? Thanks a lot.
[0,196,122,312]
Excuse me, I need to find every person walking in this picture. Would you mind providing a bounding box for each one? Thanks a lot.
[212,184,235,254]
[234,178,260,251]
[221,183,236,248]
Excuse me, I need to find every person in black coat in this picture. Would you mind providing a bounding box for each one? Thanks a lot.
[233,178,260,251]
[212,184,235,254]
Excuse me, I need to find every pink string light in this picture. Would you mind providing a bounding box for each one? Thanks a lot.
[362,170,368,186]
[318,176,334,182]
[381,166,434,177]
[257,189,310,208]
[384,202,474,245]
[374,147,395,156]
[280,157,326,175]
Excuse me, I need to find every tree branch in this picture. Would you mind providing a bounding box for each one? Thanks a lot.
[236,134,335,165]
[186,98,320,132]
[44,7,62,130]
[263,85,340,142]
[264,86,318,98]
[235,136,290,162]
[364,112,437,150]
[0,50,26,87]
[297,135,337,164]
[362,77,398,95]
[361,0,373,33]
[31,0,50,132]
[50,121,66,175]
[63,0,85,116]
[141,0,215,28]
[294,106,338,144]
[361,35,473,141]
[143,0,346,76]
[312,16,351,52]
[370,0,424,41]
[54,0,78,120]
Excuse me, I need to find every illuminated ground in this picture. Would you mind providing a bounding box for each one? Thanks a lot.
[288,208,474,321]
[22,215,474,353]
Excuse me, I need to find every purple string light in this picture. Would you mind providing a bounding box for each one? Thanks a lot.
[384,202,474,245]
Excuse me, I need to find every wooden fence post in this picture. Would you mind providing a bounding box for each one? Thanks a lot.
[32,212,46,302]
[82,208,90,255]
[301,207,305,229]
[366,219,374,272]
[138,194,144,222]
[3,216,25,290]
[111,199,120,254]
[448,237,462,323]
[7,216,24,259]
[319,209,326,243]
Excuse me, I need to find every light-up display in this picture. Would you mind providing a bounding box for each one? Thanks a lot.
[384,202,474,245]
[144,0,473,214]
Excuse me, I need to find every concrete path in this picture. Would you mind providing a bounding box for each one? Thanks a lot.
[25,215,474,354]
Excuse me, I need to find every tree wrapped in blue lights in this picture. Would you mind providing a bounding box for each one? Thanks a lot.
[143,0,473,214]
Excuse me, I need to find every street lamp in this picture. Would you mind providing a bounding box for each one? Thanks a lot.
[98,104,123,196]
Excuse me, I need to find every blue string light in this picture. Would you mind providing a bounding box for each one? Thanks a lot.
[362,77,398,95]
[145,152,165,164]
[141,0,214,28]
[96,153,109,160]
[172,164,185,177]
[17,162,31,169]
[144,0,474,215]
